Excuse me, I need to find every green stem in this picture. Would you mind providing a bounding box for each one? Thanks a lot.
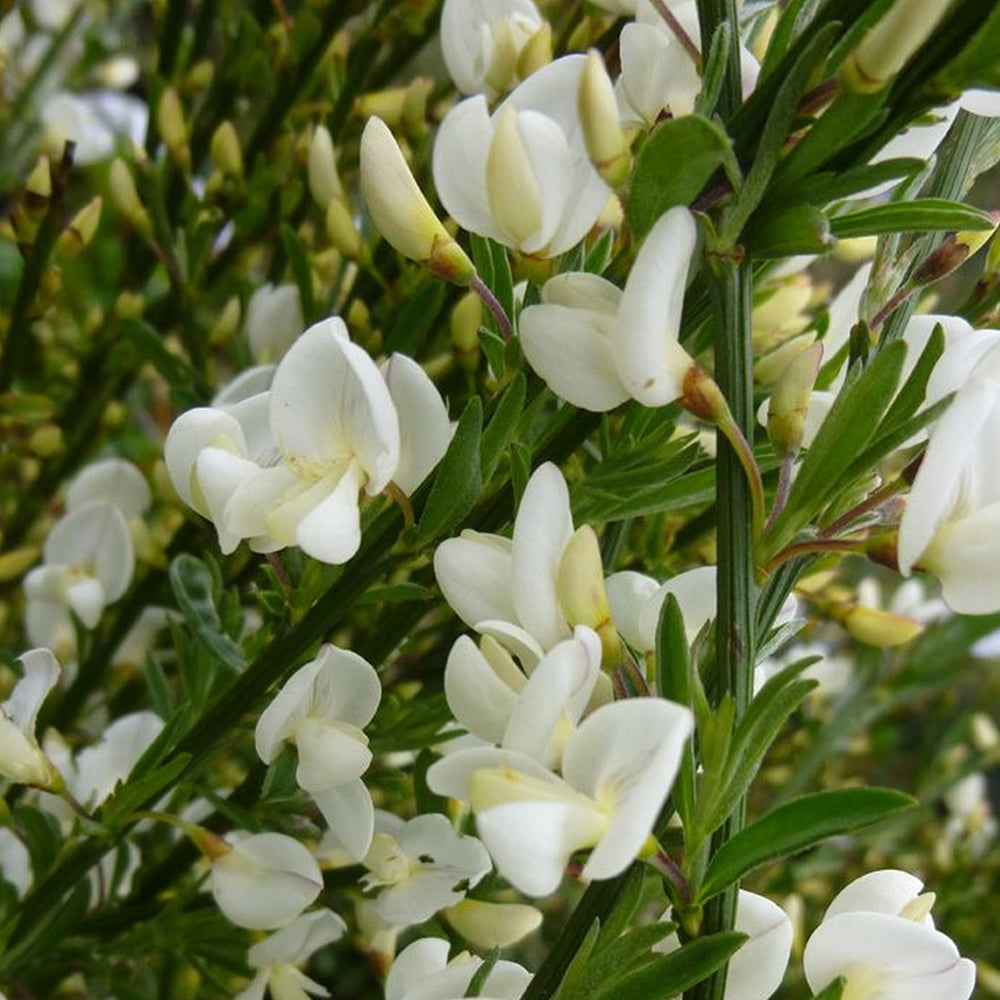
[688,0,754,980]
[0,143,74,394]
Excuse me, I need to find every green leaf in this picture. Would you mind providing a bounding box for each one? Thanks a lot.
[766,342,906,553]
[589,931,747,1000]
[123,318,208,405]
[578,923,678,1000]
[694,21,731,119]
[479,326,507,379]
[758,0,813,79]
[628,116,733,238]
[552,920,602,1000]
[280,224,315,320]
[779,157,925,206]
[595,866,648,948]
[876,322,945,431]
[724,24,840,239]
[754,618,806,664]
[467,948,500,998]
[101,754,192,827]
[142,651,173,719]
[700,788,915,900]
[934,3,1000,90]
[656,595,695,825]
[489,238,515,326]
[414,397,483,543]
[481,373,526,482]
[745,202,833,258]
[169,555,246,671]
[510,441,532,507]
[829,199,995,239]
[355,582,433,606]
[584,230,616,275]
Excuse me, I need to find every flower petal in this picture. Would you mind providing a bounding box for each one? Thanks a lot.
[44,502,134,603]
[445,635,521,744]
[66,459,150,518]
[312,778,375,861]
[434,531,516,628]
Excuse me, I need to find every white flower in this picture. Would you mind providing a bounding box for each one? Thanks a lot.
[24,500,135,631]
[428,697,694,896]
[210,832,324,930]
[235,909,346,1000]
[435,462,612,659]
[441,0,547,99]
[657,891,792,1000]
[40,90,148,164]
[898,377,1000,613]
[0,648,61,788]
[73,711,164,807]
[444,627,602,767]
[361,812,491,926]
[217,318,401,564]
[244,284,304,365]
[385,938,531,1000]
[66,458,151,518]
[617,0,758,127]
[803,870,976,1000]
[255,644,381,860]
[433,55,610,258]
[520,207,699,411]
[0,827,32,897]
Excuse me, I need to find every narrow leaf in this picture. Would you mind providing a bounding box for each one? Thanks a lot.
[589,931,747,1000]
[414,397,483,543]
[481,373,526,482]
[745,202,833,257]
[701,788,915,899]
[830,199,995,239]
[656,595,695,825]
[280,224,315,320]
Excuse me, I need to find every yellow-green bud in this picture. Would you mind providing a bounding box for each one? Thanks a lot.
[359,116,476,285]
[325,198,365,260]
[210,295,242,345]
[157,86,191,170]
[308,124,343,208]
[402,76,433,136]
[579,49,630,188]
[487,106,543,245]
[754,332,817,386]
[28,425,63,457]
[767,341,823,458]
[56,195,102,256]
[210,121,243,180]
[444,900,542,950]
[109,158,151,235]
[451,291,482,369]
[841,605,923,647]
[843,0,952,93]
[0,547,40,583]
[355,87,408,128]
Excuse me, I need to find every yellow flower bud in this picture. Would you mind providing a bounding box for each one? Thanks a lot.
[402,76,433,135]
[325,198,365,259]
[487,106,543,245]
[579,49,630,188]
[109,158,151,235]
[841,605,924,647]
[754,332,817,386]
[971,712,999,752]
[767,341,823,458]
[210,296,242,345]
[210,121,243,179]
[29,425,63,457]
[308,124,343,208]
[444,900,542,950]
[843,0,952,93]
[451,290,482,369]
[157,86,191,169]
[360,116,475,285]
[56,195,102,256]
[0,546,40,583]
[355,87,407,128]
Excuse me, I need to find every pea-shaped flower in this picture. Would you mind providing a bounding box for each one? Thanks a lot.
[385,938,531,1000]
[803,870,975,1000]
[0,649,62,789]
[432,55,610,258]
[256,644,382,860]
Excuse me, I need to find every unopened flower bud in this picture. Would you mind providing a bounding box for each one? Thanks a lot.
[579,50,630,188]
[0,547,40,584]
[841,605,923,647]
[444,899,543,950]
[157,86,191,170]
[487,106,543,245]
[56,196,102,256]
[556,525,620,663]
[360,116,475,285]
[11,156,52,252]
[517,22,552,80]
[109,158,151,235]
[402,77,433,136]
[325,199,365,260]
[28,425,63,457]
[843,0,952,93]
[209,296,242,345]
[95,55,140,89]
[347,298,372,335]
[355,87,407,128]
[912,217,1000,286]
[451,291,482,369]
[768,341,823,458]
[210,121,243,180]
[308,124,343,209]
[971,712,999,752]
